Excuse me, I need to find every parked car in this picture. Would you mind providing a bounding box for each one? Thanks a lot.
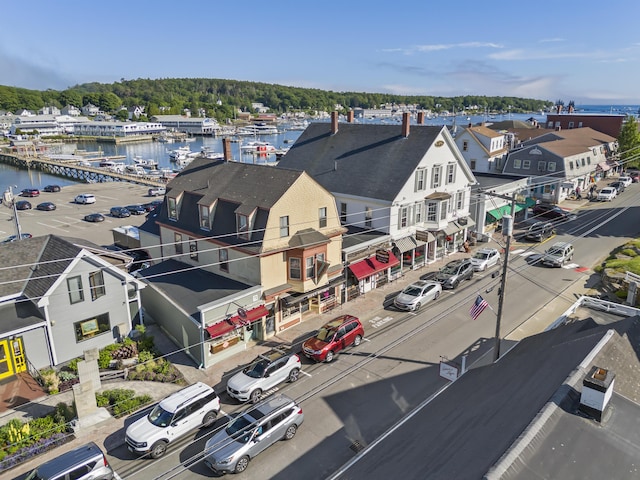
[43,184,61,192]
[84,213,105,222]
[524,222,556,242]
[16,200,32,210]
[21,188,40,197]
[302,315,364,363]
[110,206,131,218]
[127,249,152,272]
[75,193,96,204]
[393,280,442,311]
[618,176,633,187]
[608,181,625,194]
[148,186,166,197]
[227,348,301,403]
[597,187,617,201]
[204,394,303,474]
[24,441,114,480]
[143,199,163,212]
[469,248,501,271]
[36,201,57,211]
[435,258,474,289]
[126,204,146,215]
[126,382,220,459]
[2,233,33,243]
[541,242,574,267]
[532,203,571,221]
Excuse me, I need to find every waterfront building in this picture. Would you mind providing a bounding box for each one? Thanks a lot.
[151,115,221,135]
[73,120,166,137]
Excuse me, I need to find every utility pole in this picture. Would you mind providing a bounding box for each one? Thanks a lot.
[480,189,518,362]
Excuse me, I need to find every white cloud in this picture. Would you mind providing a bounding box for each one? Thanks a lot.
[387,41,503,56]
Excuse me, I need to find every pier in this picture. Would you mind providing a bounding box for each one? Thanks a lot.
[0,153,166,186]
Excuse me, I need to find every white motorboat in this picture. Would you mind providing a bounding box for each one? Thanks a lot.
[240,141,276,152]
[236,122,279,135]
[133,156,159,169]
[169,146,192,161]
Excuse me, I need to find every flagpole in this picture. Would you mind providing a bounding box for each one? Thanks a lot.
[493,193,516,362]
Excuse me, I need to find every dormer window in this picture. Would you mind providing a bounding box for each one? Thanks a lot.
[446,163,456,184]
[199,205,210,230]
[168,197,178,220]
[237,214,249,239]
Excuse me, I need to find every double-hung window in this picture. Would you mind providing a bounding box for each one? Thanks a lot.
[427,202,437,222]
[289,258,301,280]
[67,276,84,304]
[319,207,327,228]
[89,271,105,301]
[168,197,178,220]
[446,163,456,184]
[199,205,209,229]
[280,216,289,237]
[431,165,442,188]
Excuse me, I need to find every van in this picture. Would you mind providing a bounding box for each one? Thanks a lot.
[25,441,114,480]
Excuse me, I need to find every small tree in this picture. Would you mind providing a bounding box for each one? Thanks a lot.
[617,115,640,169]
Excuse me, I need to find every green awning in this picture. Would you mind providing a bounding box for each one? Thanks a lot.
[519,197,537,209]
[486,204,523,222]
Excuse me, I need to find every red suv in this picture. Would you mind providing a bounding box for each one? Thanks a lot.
[302,315,364,362]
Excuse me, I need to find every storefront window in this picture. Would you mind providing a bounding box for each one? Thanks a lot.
[74,313,110,343]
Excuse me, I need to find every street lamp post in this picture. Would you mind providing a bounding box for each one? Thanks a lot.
[2,186,23,240]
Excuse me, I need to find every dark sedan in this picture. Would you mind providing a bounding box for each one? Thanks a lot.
[84,213,105,223]
[21,188,40,197]
[608,181,625,194]
[43,185,62,192]
[532,203,572,221]
[142,199,163,212]
[36,202,57,211]
[16,200,32,210]
[126,204,146,215]
[110,206,131,218]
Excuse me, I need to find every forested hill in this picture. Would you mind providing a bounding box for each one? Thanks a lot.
[0,78,553,123]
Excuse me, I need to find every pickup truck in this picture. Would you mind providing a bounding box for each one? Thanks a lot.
[148,186,166,197]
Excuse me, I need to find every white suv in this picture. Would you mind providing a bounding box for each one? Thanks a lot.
[125,382,220,459]
[75,193,96,204]
[227,348,301,403]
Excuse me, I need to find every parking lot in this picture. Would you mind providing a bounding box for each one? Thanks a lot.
[1,181,155,247]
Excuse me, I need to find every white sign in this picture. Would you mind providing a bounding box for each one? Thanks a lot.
[439,361,459,381]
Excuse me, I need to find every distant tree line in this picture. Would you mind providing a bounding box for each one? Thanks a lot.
[0,78,554,124]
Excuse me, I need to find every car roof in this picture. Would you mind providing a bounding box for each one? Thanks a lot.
[411,280,436,287]
[323,314,358,329]
[248,394,297,419]
[550,241,572,249]
[476,247,497,254]
[258,347,291,363]
[35,442,104,476]
[159,381,214,412]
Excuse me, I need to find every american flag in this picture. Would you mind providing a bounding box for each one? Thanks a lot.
[469,295,489,321]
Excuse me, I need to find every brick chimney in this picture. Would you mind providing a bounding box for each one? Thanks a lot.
[402,112,410,137]
[223,137,232,161]
[417,111,425,124]
[347,110,354,123]
[331,111,339,134]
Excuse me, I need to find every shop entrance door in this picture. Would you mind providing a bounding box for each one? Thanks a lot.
[0,338,26,381]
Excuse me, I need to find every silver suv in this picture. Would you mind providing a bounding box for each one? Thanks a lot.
[227,348,302,403]
[126,382,220,458]
[25,442,113,480]
[204,394,304,474]
[541,242,574,267]
[435,258,474,289]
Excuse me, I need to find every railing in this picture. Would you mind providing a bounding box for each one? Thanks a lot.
[26,357,46,387]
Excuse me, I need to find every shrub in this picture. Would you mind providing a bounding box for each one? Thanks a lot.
[58,370,77,382]
[39,368,59,395]
[98,349,114,369]
[95,389,152,418]
[137,350,154,364]
[66,357,82,374]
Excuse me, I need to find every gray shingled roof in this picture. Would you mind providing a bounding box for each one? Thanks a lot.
[137,259,254,319]
[277,123,443,201]
[156,159,304,250]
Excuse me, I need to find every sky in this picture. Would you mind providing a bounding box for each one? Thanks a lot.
[2,0,640,105]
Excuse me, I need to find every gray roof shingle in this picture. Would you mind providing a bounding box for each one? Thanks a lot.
[277,123,443,201]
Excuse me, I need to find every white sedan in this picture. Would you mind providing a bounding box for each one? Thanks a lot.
[597,187,617,201]
[470,248,501,271]
[394,280,442,311]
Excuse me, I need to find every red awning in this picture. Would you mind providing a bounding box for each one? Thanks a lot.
[205,320,236,339]
[348,251,400,281]
[228,305,269,326]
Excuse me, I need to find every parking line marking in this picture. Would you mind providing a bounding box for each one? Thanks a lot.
[300,370,312,378]
[511,249,525,255]
[519,251,536,257]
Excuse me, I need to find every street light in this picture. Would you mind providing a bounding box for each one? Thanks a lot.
[2,185,24,240]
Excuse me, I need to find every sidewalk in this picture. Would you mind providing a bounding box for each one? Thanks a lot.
[5,196,603,477]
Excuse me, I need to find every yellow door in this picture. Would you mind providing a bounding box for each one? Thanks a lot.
[11,338,26,373]
[0,340,15,381]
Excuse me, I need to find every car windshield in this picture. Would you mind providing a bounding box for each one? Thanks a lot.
[243,360,268,378]
[24,470,44,480]
[148,404,174,427]
[402,285,422,296]
[440,264,459,275]
[546,248,563,256]
[472,252,489,260]
[226,414,256,443]
[315,327,336,342]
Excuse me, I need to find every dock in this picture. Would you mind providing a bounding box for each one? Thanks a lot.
[0,153,167,187]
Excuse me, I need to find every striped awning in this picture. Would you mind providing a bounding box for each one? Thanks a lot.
[393,235,426,253]
[349,251,400,280]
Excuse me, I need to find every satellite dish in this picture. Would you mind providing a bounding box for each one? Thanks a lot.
[237,308,247,319]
